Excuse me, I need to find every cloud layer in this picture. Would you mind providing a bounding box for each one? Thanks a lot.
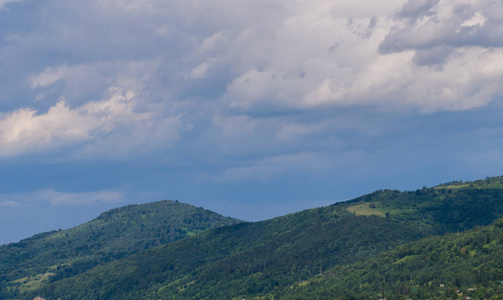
[0,0,502,182]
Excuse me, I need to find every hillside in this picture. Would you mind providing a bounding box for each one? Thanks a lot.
[29,212,432,299]
[0,200,240,298]
[270,218,503,299]
[26,176,503,300]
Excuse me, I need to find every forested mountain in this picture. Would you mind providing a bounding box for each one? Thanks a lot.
[22,176,503,300]
[29,212,432,299]
[0,200,240,298]
[270,218,503,299]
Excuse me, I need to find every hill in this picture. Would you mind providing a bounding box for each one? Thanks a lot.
[26,176,503,299]
[0,200,240,298]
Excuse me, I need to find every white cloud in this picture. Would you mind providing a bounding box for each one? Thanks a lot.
[0,85,183,157]
[187,61,212,79]
[0,101,96,154]
[201,32,227,52]
[459,11,487,29]
[30,66,69,88]
[218,0,503,112]
[29,60,162,106]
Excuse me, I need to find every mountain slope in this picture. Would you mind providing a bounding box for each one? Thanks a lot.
[29,176,503,300]
[0,200,240,298]
[270,218,503,299]
[31,213,433,300]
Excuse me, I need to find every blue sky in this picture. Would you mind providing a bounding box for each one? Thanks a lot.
[1,0,503,245]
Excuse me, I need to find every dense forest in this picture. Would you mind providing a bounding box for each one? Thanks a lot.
[2,176,503,299]
[0,200,240,298]
[271,218,503,299]
[29,213,432,299]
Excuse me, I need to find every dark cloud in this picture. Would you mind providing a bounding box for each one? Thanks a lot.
[381,0,503,65]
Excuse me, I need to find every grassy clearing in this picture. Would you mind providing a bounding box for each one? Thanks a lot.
[393,255,417,265]
[434,184,470,190]
[11,272,55,293]
[346,203,385,217]
[436,181,503,190]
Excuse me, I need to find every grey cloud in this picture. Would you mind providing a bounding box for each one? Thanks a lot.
[1,0,503,168]
[413,45,454,66]
[38,189,123,206]
[396,0,439,19]
[0,189,123,206]
[347,15,378,39]
[381,0,503,63]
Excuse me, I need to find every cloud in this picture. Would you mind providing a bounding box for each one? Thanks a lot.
[28,59,163,106]
[0,200,20,207]
[214,0,503,112]
[275,123,327,141]
[223,69,310,110]
[381,0,503,54]
[37,189,123,206]
[186,60,212,79]
[30,65,69,88]
[0,85,183,157]
[0,189,123,206]
[459,11,487,29]
[1,0,503,168]
[212,114,258,137]
[0,0,19,9]
[396,0,439,18]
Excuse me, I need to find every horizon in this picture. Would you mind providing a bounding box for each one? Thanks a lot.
[1,174,498,246]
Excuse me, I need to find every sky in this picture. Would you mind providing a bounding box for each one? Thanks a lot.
[1,0,503,245]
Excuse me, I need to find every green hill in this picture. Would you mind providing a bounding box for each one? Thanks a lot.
[24,176,503,300]
[0,200,240,298]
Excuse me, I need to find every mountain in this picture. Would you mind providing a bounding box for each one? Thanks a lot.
[24,176,503,300]
[0,200,240,298]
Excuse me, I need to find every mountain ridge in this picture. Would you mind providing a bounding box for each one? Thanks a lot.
[24,175,503,299]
